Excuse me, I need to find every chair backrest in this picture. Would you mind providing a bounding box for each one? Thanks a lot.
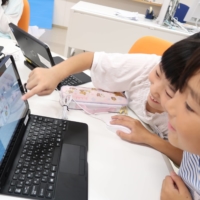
[128,36,172,56]
[18,0,30,32]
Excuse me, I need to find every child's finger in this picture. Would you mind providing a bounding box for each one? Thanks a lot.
[111,115,129,120]
[110,118,132,129]
[163,176,176,190]
[21,85,45,100]
[170,172,191,195]
[26,78,38,90]
[117,131,132,141]
[111,116,134,125]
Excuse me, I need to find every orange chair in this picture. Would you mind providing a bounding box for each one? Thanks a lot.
[128,36,172,56]
[18,0,30,32]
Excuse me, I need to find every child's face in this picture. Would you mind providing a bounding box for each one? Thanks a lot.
[166,72,200,155]
[147,64,175,113]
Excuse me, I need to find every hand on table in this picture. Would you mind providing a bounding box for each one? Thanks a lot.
[110,115,152,144]
[160,172,192,200]
[22,68,59,100]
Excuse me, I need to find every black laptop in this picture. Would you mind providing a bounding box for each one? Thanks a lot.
[9,23,91,90]
[0,55,88,200]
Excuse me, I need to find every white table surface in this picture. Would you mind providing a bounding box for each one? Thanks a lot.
[0,38,174,200]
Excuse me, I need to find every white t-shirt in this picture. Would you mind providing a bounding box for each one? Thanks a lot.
[0,0,23,38]
[179,151,200,200]
[91,52,168,139]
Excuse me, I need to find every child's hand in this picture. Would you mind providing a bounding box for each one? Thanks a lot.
[110,115,152,144]
[160,172,192,200]
[22,68,59,100]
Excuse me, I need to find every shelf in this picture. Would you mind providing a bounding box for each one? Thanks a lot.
[132,0,162,7]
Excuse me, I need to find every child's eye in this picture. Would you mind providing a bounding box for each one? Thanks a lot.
[156,71,160,77]
[165,91,172,98]
[185,102,194,112]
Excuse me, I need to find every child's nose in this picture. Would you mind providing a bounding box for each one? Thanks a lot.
[151,82,162,97]
[165,93,178,117]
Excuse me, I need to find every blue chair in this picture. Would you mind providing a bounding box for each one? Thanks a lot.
[174,3,189,23]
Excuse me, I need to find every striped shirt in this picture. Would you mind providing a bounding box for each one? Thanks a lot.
[179,151,200,200]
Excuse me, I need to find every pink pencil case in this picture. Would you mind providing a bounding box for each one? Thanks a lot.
[60,86,128,114]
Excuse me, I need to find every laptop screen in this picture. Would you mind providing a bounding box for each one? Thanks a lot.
[0,57,27,165]
[9,23,54,69]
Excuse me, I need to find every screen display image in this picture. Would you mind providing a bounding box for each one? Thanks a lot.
[0,61,26,165]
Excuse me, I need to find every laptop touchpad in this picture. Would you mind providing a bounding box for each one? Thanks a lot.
[59,144,80,175]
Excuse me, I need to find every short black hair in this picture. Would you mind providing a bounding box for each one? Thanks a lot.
[161,32,200,90]
[1,0,8,6]
[179,46,200,92]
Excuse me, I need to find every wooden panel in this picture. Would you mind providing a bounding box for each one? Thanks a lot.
[132,0,162,7]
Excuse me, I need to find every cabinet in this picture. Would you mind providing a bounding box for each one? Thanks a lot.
[52,0,192,28]
[64,1,191,57]
[53,0,161,28]
[132,0,162,7]
[53,0,74,27]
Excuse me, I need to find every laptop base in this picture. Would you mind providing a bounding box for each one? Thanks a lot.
[53,56,64,65]
[0,114,88,200]
[0,55,88,200]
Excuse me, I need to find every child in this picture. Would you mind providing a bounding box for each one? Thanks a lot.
[0,0,23,38]
[160,44,200,200]
[22,33,200,166]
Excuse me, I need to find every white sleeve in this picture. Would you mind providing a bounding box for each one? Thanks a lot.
[90,52,161,92]
[0,0,23,33]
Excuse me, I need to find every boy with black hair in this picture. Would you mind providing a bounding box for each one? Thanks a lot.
[22,32,200,166]
[161,42,200,200]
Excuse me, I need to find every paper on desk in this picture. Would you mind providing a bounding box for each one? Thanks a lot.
[1,40,21,61]
[28,26,45,39]
[115,11,138,21]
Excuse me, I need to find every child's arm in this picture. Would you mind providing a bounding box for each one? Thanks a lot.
[161,172,192,200]
[111,115,183,166]
[0,0,23,33]
[22,52,94,100]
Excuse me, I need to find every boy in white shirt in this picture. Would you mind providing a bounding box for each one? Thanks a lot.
[0,0,23,38]
[22,33,200,166]
[160,44,200,200]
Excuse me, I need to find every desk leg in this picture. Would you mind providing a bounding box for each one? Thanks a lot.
[64,46,75,58]
[64,46,71,58]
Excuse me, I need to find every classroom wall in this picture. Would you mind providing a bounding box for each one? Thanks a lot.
[28,0,193,29]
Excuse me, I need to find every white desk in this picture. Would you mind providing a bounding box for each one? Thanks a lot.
[65,1,192,58]
[1,38,173,200]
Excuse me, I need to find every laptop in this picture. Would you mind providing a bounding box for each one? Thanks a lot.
[9,23,91,90]
[0,46,3,53]
[0,55,88,200]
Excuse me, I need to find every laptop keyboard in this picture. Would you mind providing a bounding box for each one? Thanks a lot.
[58,75,82,90]
[7,115,67,199]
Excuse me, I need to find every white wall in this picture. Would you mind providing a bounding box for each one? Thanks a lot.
[180,0,191,7]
